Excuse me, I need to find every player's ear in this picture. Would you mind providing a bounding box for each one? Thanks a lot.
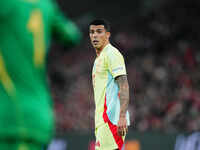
[106,31,111,39]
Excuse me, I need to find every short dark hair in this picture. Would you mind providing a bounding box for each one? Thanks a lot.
[89,19,111,32]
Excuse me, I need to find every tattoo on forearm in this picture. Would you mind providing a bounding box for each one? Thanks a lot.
[115,75,129,116]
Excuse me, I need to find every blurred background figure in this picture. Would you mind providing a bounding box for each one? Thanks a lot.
[0,0,81,149]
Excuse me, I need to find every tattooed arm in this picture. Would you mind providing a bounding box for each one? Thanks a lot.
[116,75,129,116]
[115,75,129,136]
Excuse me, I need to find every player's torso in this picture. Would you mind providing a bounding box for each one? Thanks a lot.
[0,0,55,142]
[0,0,54,98]
[92,48,110,127]
[92,50,108,106]
[92,44,131,128]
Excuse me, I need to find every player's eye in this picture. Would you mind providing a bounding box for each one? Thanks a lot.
[89,30,94,34]
[96,29,103,33]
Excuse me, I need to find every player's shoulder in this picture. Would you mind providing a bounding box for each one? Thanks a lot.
[105,44,123,57]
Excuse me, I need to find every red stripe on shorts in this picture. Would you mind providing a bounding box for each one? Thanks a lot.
[103,96,124,150]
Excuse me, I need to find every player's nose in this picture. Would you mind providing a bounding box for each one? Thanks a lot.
[93,32,99,37]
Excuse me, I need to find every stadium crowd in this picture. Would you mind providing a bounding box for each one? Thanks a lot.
[48,0,200,134]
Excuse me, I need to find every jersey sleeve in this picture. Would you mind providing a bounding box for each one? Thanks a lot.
[107,49,127,78]
[51,1,82,47]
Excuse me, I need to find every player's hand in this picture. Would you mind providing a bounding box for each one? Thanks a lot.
[117,115,128,136]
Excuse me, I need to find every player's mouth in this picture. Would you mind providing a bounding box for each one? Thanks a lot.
[93,40,99,45]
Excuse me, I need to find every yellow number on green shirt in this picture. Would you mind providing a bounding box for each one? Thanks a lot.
[28,10,45,67]
[0,52,15,96]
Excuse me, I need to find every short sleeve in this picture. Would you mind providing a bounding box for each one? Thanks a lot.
[107,49,127,78]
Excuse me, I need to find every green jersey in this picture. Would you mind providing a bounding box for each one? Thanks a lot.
[0,0,81,144]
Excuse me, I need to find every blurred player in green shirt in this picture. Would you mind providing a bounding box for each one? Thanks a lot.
[0,0,82,149]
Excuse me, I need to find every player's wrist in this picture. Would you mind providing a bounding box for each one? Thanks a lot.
[119,112,126,118]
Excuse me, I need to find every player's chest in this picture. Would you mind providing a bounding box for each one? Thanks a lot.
[92,56,108,78]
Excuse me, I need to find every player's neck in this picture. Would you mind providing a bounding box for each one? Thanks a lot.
[96,41,110,57]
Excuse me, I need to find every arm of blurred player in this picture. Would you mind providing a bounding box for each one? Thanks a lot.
[115,75,129,136]
[51,1,82,47]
